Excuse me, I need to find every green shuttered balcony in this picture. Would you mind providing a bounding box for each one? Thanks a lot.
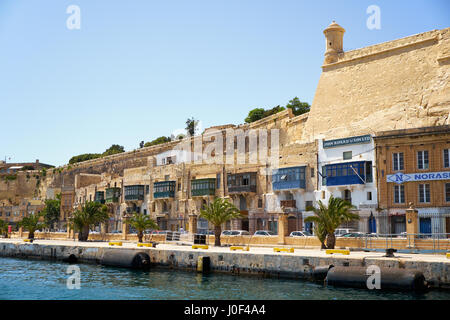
[124,185,145,201]
[191,178,216,197]
[105,188,121,203]
[154,181,176,199]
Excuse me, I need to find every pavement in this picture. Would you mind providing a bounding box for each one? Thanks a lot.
[1,238,449,264]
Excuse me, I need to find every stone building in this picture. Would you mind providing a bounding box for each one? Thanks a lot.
[316,134,378,233]
[374,125,450,236]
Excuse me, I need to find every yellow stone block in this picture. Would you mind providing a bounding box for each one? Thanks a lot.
[326,249,350,255]
[230,246,250,251]
[274,247,294,253]
[137,243,152,247]
[192,245,209,250]
[109,241,123,246]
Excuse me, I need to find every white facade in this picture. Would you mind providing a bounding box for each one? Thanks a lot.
[315,135,378,233]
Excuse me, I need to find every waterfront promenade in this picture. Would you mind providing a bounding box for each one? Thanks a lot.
[1,238,449,289]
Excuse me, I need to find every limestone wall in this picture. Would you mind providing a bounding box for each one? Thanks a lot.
[303,27,450,142]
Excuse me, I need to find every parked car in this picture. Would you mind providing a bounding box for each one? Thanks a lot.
[335,228,356,237]
[228,230,250,236]
[254,230,276,236]
[340,232,366,238]
[289,231,312,237]
[221,230,233,236]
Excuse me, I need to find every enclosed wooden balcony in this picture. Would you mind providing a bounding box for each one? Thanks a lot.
[191,178,216,197]
[154,181,176,199]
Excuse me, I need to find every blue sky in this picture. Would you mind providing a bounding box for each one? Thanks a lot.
[0,0,448,166]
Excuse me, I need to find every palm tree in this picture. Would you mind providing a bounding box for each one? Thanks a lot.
[199,197,241,247]
[305,195,359,249]
[128,213,158,243]
[0,219,9,238]
[18,212,47,240]
[68,201,109,241]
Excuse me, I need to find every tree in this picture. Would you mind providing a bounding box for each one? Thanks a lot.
[305,195,359,249]
[0,219,9,238]
[263,105,285,117]
[144,136,172,147]
[139,141,144,148]
[128,213,158,243]
[69,153,101,164]
[102,144,125,156]
[186,117,199,136]
[245,108,265,123]
[286,97,310,116]
[42,194,61,231]
[18,212,47,240]
[199,197,241,247]
[68,201,109,241]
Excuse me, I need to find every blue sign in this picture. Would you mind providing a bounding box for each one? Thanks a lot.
[387,171,450,184]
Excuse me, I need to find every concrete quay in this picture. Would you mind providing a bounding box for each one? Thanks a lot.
[0,238,449,289]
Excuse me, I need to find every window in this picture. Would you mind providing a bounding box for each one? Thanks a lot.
[258,198,263,208]
[444,149,449,168]
[306,201,313,209]
[321,191,325,199]
[216,173,221,189]
[365,161,373,183]
[392,153,404,171]
[321,166,326,186]
[343,190,352,203]
[367,192,372,201]
[146,185,150,194]
[343,151,352,160]
[311,168,315,178]
[418,184,430,203]
[394,185,405,204]
[417,150,429,170]
[446,183,450,202]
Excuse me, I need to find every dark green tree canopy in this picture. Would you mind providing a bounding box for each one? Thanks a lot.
[144,136,172,148]
[68,145,125,164]
[42,194,61,230]
[244,97,311,123]
[286,97,311,116]
[102,144,125,156]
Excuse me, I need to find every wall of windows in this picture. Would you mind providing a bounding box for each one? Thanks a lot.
[124,185,145,201]
[191,178,216,197]
[154,181,176,198]
[272,166,306,190]
[323,161,371,186]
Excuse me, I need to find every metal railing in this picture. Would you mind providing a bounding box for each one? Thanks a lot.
[358,233,450,254]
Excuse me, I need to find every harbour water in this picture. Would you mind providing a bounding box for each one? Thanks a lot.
[1,257,449,300]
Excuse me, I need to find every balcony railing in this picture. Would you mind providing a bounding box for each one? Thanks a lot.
[154,181,176,199]
[191,178,216,197]
[280,200,296,208]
